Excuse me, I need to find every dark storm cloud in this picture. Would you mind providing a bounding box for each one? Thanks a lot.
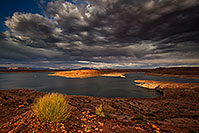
[0,0,199,68]
[43,0,199,47]
[0,32,63,61]
[90,0,199,45]
[5,13,62,48]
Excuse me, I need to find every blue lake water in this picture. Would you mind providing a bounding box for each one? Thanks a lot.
[0,72,198,98]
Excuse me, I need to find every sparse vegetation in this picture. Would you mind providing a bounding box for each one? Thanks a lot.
[26,98,33,104]
[188,129,197,133]
[145,112,155,116]
[135,115,144,120]
[95,104,112,118]
[32,93,70,122]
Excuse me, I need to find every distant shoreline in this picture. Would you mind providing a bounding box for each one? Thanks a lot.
[1,67,199,79]
[0,70,68,73]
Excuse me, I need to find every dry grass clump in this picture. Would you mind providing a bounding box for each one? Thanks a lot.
[95,104,112,118]
[32,93,70,122]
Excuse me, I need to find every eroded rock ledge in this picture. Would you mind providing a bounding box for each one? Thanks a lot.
[134,80,199,93]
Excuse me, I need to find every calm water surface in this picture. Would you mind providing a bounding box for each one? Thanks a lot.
[0,72,198,98]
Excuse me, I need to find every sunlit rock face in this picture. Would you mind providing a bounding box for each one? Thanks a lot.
[48,69,127,79]
[134,80,160,89]
[134,80,199,93]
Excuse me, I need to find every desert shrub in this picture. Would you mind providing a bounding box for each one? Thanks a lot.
[145,113,155,116]
[32,93,70,122]
[95,104,112,118]
[135,115,144,120]
[26,98,33,104]
[188,129,197,133]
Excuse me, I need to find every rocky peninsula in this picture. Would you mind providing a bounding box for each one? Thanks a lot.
[48,69,127,78]
[134,80,199,93]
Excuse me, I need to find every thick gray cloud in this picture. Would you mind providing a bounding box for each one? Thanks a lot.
[0,0,199,68]
[4,13,62,48]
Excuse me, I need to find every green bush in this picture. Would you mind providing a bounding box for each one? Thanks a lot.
[95,104,112,118]
[32,93,70,122]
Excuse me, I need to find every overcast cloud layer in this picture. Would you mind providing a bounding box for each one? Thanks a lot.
[0,0,199,69]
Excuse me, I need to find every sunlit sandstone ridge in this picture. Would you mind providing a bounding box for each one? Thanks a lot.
[134,80,199,93]
[48,69,127,78]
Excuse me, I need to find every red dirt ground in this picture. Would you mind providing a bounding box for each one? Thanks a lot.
[0,83,199,133]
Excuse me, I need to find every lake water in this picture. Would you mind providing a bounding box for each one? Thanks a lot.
[0,72,199,98]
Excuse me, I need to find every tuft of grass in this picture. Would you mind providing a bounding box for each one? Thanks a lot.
[32,93,70,122]
[95,104,112,118]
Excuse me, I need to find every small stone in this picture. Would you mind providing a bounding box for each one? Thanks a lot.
[152,124,157,129]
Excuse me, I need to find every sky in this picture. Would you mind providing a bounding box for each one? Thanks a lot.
[0,0,199,69]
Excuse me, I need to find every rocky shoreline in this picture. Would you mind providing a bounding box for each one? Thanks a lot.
[143,67,199,79]
[0,80,199,133]
[145,73,199,79]
[134,80,199,94]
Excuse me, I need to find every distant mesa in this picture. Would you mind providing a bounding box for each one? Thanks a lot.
[75,67,96,70]
[0,67,8,70]
[0,67,31,70]
[8,67,31,70]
